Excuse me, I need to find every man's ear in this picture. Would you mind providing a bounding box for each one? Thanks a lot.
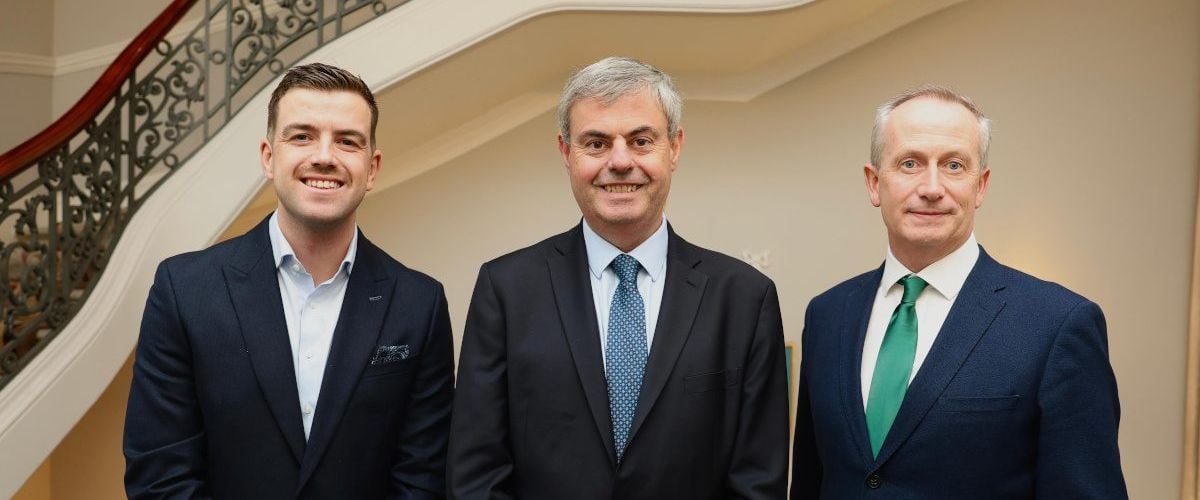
[668,127,684,170]
[557,133,571,169]
[864,164,881,207]
[975,167,990,208]
[260,138,274,180]
[366,148,382,191]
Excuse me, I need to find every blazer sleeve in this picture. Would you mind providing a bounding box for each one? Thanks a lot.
[390,283,455,499]
[447,263,515,500]
[790,301,822,500]
[1034,300,1128,498]
[123,261,212,499]
[727,282,790,499]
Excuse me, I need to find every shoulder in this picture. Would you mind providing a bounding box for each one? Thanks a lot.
[478,227,576,276]
[358,235,445,295]
[982,255,1096,316]
[807,268,880,315]
[672,235,776,300]
[156,231,249,279]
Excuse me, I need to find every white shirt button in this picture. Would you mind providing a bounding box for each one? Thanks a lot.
[303,404,313,415]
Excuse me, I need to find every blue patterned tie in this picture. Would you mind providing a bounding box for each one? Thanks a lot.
[606,253,647,463]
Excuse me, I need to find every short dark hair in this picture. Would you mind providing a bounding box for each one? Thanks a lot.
[266,62,379,147]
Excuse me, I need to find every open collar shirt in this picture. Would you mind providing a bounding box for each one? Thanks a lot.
[268,212,357,439]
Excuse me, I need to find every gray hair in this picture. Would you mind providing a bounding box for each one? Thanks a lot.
[870,84,992,168]
[557,56,683,143]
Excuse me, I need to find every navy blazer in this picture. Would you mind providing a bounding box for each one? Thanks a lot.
[791,248,1126,499]
[124,216,454,499]
[448,224,789,500]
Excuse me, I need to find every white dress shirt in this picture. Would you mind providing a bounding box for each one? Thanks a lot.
[582,217,669,366]
[269,213,357,439]
[860,234,979,408]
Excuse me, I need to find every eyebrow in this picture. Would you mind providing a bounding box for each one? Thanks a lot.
[278,123,368,143]
[575,125,660,143]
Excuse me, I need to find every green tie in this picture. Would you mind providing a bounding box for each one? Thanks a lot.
[865,274,928,458]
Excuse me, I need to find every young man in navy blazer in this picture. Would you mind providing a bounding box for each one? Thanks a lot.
[124,63,453,499]
[790,86,1127,498]
[447,57,789,499]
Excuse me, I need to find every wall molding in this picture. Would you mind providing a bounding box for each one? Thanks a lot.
[375,0,966,194]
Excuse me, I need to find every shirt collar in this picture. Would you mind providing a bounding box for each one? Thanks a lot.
[881,233,979,300]
[268,212,358,276]
[581,215,668,283]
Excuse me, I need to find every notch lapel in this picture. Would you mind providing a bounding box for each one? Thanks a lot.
[224,219,306,463]
[627,230,706,446]
[873,250,1006,465]
[546,226,616,466]
[295,235,395,493]
[839,267,883,465]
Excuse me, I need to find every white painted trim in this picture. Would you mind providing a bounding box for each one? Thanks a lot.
[0,51,56,76]
[0,1,289,77]
[374,0,966,192]
[0,0,961,495]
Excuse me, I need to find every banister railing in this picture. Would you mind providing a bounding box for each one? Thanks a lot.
[0,0,409,391]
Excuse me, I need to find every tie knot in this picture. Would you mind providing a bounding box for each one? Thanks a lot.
[899,275,927,305]
[611,254,641,284]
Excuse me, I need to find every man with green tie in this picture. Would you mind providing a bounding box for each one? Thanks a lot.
[790,85,1126,498]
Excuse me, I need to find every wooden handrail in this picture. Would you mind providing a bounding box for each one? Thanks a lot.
[0,0,198,181]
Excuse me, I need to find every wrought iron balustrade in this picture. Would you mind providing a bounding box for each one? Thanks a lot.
[0,0,410,391]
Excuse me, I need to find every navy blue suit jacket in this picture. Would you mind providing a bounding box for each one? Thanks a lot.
[791,248,1126,499]
[447,224,789,499]
[124,216,454,499]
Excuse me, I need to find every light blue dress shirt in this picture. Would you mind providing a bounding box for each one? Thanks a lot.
[581,216,668,366]
[268,213,357,439]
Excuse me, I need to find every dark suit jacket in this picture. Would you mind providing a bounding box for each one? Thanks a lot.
[124,216,454,499]
[791,248,1126,499]
[447,224,789,499]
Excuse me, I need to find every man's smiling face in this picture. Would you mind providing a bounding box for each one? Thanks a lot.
[261,87,380,234]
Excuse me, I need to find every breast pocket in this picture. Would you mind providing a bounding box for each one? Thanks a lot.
[684,368,741,394]
[935,395,1021,412]
[360,357,416,380]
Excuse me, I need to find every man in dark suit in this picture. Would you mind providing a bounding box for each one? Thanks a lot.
[447,56,789,499]
[790,85,1127,498]
[124,63,453,499]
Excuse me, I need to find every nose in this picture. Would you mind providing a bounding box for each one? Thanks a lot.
[916,164,945,200]
[606,138,635,171]
[311,136,336,168]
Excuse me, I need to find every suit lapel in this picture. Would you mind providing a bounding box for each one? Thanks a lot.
[546,226,616,466]
[295,234,395,492]
[627,228,706,446]
[224,217,306,463]
[874,248,1006,465]
[839,267,882,465]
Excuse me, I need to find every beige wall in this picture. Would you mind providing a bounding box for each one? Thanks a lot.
[0,74,53,152]
[356,0,1197,497]
[51,0,161,56]
[0,1,54,151]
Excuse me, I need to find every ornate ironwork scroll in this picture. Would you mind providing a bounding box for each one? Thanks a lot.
[0,0,410,391]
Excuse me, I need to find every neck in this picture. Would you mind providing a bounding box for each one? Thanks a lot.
[277,211,355,284]
[590,216,663,253]
[890,240,963,274]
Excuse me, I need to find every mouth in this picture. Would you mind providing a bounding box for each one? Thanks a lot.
[303,177,344,190]
[601,184,642,193]
[908,209,950,219]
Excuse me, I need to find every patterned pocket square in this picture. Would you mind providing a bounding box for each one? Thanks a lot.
[371,344,412,365]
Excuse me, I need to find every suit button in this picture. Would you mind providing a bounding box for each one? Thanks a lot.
[866,474,882,489]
